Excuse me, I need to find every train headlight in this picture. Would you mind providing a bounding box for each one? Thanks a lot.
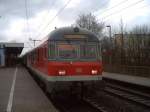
[58,70,66,75]
[91,70,98,75]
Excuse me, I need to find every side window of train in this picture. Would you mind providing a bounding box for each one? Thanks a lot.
[36,50,38,61]
[80,43,97,59]
[49,42,55,59]
[42,47,45,59]
[38,49,40,61]
[98,42,102,60]
[31,52,34,64]
[30,53,31,64]
[32,51,36,63]
[42,47,44,59]
[43,46,46,59]
[45,46,47,58]
[39,48,41,60]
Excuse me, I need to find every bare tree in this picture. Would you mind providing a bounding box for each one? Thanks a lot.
[131,24,150,34]
[129,24,150,66]
[75,13,104,38]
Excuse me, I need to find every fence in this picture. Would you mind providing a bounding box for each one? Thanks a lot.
[103,64,150,77]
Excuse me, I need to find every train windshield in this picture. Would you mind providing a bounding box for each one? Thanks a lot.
[80,44,97,60]
[57,43,78,59]
[49,41,99,60]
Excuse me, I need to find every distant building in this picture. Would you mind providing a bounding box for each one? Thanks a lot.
[0,42,24,67]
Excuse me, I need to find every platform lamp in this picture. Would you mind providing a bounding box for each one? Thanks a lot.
[106,25,112,65]
[106,25,112,41]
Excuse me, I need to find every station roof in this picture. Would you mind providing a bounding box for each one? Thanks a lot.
[0,42,24,55]
[4,43,24,48]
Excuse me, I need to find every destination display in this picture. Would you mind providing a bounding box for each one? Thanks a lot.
[64,34,87,39]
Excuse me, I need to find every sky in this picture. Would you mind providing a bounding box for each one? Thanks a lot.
[0,0,150,53]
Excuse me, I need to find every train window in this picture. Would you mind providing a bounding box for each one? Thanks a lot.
[35,49,39,61]
[33,51,35,61]
[38,49,40,61]
[80,44,97,59]
[45,47,47,58]
[41,47,44,59]
[49,43,55,58]
[30,53,32,64]
[57,43,78,59]
[32,52,34,62]
[40,48,42,60]
[98,42,102,59]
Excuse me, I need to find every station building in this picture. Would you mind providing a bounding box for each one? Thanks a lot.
[0,42,24,67]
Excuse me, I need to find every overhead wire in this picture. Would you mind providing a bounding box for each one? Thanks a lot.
[138,2,150,9]
[24,0,34,51]
[31,0,146,41]
[100,0,144,20]
[36,0,57,31]
[35,0,128,40]
[95,0,128,16]
[25,0,29,37]
[34,0,72,39]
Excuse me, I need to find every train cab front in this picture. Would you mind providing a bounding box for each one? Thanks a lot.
[47,39,103,81]
[45,27,103,93]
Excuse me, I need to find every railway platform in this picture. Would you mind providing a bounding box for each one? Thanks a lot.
[103,72,150,87]
[0,67,58,112]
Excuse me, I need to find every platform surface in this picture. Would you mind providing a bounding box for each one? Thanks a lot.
[103,72,150,87]
[0,67,58,112]
[0,68,14,112]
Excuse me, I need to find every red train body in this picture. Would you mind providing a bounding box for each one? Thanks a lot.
[23,27,103,93]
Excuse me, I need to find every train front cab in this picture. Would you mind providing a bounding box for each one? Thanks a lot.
[46,33,103,93]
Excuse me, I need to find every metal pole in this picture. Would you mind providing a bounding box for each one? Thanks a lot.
[33,40,36,47]
[110,26,111,42]
[106,25,112,65]
[29,38,41,47]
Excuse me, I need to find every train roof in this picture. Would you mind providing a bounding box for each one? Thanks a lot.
[48,27,99,41]
[21,27,99,57]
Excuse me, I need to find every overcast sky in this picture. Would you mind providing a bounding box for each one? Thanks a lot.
[0,0,150,53]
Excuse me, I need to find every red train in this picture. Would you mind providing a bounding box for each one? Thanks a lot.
[22,27,103,94]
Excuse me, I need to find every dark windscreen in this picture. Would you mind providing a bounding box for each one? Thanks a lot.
[56,41,98,60]
[48,34,99,60]
[57,43,78,59]
[80,44,97,59]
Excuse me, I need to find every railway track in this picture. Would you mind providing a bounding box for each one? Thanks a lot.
[50,94,104,112]
[30,69,149,112]
[83,96,108,112]
[29,69,106,112]
[104,83,150,108]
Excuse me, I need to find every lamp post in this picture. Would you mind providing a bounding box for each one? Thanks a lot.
[106,25,111,41]
[106,25,112,65]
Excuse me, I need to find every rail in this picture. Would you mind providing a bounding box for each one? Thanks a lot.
[104,83,150,108]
